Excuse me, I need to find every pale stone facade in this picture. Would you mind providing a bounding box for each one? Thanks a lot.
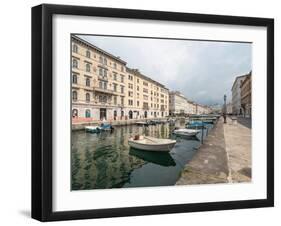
[169,91,210,115]
[240,72,252,117]
[231,74,247,115]
[71,35,169,122]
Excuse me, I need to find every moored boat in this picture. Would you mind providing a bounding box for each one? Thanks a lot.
[173,128,200,137]
[128,135,176,152]
[85,126,101,133]
[186,121,206,129]
[135,121,149,126]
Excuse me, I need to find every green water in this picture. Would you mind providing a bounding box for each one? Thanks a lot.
[71,120,212,190]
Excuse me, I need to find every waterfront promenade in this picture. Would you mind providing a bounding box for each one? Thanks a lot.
[176,116,251,185]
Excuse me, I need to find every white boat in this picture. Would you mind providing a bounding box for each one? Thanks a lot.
[173,128,200,137]
[128,136,176,152]
[85,126,101,133]
[135,121,149,126]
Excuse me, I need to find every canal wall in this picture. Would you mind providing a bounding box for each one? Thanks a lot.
[176,118,230,185]
[72,117,173,131]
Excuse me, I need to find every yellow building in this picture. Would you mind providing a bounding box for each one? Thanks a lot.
[71,35,169,122]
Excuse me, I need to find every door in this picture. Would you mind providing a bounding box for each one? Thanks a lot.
[100,108,107,120]
[129,110,133,119]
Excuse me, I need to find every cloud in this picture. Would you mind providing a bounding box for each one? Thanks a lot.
[79,35,252,105]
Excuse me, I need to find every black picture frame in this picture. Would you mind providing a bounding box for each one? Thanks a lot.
[32,4,274,222]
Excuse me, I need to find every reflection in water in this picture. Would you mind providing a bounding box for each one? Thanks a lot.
[129,148,176,167]
[71,120,212,190]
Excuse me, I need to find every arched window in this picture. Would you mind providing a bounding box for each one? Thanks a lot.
[72,91,77,101]
[72,44,78,53]
[85,93,90,102]
[86,63,90,72]
[86,50,91,58]
[85,109,91,118]
[72,74,77,84]
[72,109,78,118]
[86,78,90,87]
[72,59,78,68]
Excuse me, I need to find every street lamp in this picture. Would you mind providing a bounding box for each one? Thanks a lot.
[223,94,227,123]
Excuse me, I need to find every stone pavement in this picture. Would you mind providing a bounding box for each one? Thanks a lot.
[176,117,251,185]
[223,117,252,182]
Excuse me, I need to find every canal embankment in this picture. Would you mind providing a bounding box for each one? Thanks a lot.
[72,117,184,131]
[176,118,229,185]
[176,116,252,185]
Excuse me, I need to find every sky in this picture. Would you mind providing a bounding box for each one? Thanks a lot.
[78,35,252,106]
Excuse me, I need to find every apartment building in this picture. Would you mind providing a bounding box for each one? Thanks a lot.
[231,73,248,115]
[240,71,252,117]
[71,35,169,122]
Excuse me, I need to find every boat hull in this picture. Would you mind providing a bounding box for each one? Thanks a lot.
[128,140,176,152]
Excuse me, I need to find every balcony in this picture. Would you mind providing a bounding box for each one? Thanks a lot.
[93,87,115,95]
[98,75,108,81]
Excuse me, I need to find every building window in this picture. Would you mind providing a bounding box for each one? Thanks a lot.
[72,59,78,68]
[72,74,78,84]
[128,99,133,105]
[121,66,124,72]
[113,83,117,92]
[128,74,133,81]
[137,101,139,106]
[99,68,103,76]
[86,50,91,58]
[120,85,124,94]
[72,44,78,53]
[104,58,107,65]
[137,86,139,91]
[128,91,133,97]
[121,97,124,105]
[86,93,90,102]
[86,78,90,87]
[113,73,117,81]
[120,75,124,83]
[72,91,77,101]
[85,109,91,118]
[86,63,90,72]
[114,63,117,69]
[114,96,117,105]
[72,109,78,118]
[104,70,107,77]
[99,56,103,63]
[99,81,107,90]
[129,83,133,89]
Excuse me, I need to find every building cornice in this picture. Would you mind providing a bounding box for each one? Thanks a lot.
[72,35,127,65]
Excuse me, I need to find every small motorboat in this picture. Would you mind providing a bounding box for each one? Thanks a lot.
[128,135,176,152]
[186,121,206,129]
[100,122,114,131]
[135,121,149,126]
[148,120,157,125]
[85,126,101,133]
[173,128,200,137]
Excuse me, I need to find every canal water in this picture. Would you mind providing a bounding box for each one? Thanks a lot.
[71,120,213,190]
